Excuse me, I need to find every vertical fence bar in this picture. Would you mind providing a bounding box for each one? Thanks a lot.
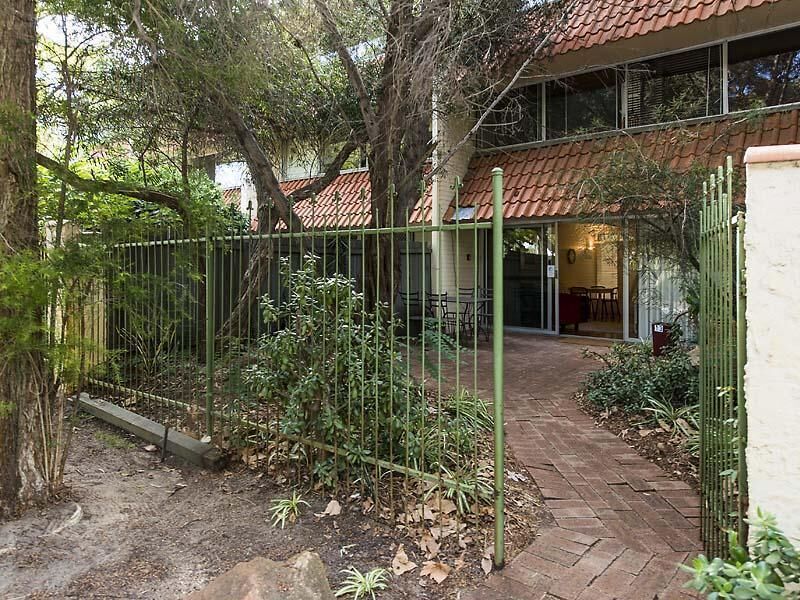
[699,182,709,549]
[491,167,505,569]
[735,210,748,540]
[699,158,747,558]
[205,227,215,437]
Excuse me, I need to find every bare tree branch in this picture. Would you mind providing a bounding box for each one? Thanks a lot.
[314,0,378,140]
[213,90,304,232]
[290,139,360,200]
[426,0,580,182]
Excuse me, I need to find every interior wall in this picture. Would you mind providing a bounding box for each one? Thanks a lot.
[558,222,619,290]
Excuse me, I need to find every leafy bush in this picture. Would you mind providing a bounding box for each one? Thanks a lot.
[684,509,800,599]
[246,256,414,472]
[583,341,698,412]
[418,316,468,379]
[246,257,493,500]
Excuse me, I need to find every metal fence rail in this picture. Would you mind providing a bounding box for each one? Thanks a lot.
[83,169,508,567]
[699,156,748,558]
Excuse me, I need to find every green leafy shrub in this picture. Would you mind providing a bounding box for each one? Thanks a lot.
[684,509,800,599]
[245,257,493,500]
[246,256,414,469]
[418,317,468,379]
[583,341,698,412]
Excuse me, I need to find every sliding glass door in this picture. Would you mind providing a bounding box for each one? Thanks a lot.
[488,225,557,332]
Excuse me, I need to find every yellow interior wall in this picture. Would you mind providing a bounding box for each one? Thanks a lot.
[558,223,620,291]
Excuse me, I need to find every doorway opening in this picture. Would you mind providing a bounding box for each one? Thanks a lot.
[557,222,623,339]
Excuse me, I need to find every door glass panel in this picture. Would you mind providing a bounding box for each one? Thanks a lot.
[486,226,557,332]
[502,227,548,329]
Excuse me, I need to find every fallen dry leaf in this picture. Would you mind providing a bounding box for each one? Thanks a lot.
[425,495,457,516]
[391,544,418,576]
[418,533,440,559]
[454,552,466,572]
[420,561,451,584]
[482,545,494,575]
[315,499,342,518]
[481,556,493,575]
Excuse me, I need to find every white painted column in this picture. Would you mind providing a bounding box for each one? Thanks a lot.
[743,144,800,544]
[429,112,476,295]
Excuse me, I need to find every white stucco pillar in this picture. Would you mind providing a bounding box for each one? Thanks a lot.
[743,144,800,544]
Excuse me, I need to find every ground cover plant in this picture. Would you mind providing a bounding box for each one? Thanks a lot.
[684,509,800,599]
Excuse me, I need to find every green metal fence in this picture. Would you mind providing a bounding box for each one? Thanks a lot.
[83,169,508,567]
[699,156,748,558]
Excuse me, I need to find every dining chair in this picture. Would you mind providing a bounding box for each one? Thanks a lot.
[458,287,475,298]
[398,290,420,311]
[425,292,456,335]
[608,287,620,320]
[588,286,604,320]
[475,297,492,341]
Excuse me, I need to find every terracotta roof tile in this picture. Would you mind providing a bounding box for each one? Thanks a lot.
[267,170,432,231]
[455,109,800,220]
[544,0,781,57]
[221,187,241,208]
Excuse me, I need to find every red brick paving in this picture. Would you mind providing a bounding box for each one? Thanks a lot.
[462,334,701,600]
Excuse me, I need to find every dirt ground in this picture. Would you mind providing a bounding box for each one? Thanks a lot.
[0,414,543,600]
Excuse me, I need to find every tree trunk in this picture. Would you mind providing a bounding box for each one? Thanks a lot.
[0,0,50,520]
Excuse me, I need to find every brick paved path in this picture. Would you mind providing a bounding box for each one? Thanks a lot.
[463,335,702,600]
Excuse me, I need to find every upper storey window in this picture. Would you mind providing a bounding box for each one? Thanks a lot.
[627,46,722,127]
[474,27,800,150]
[728,26,800,112]
[545,69,620,138]
[477,85,542,149]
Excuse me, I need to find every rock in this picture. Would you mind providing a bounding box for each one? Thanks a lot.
[185,552,335,600]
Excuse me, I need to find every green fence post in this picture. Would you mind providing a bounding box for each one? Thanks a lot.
[735,210,748,539]
[491,167,505,569]
[205,227,215,437]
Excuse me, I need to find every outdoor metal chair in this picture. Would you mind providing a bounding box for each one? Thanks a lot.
[425,292,457,335]
[398,290,421,312]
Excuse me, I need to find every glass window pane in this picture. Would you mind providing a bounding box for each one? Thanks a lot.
[477,85,541,149]
[627,46,722,127]
[546,69,619,139]
[728,27,800,112]
[502,227,546,329]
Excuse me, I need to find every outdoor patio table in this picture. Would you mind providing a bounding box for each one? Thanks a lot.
[445,294,493,338]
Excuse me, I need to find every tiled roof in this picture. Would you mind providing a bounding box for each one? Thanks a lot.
[221,187,241,207]
[456,109,800,220]
[548,0,780,56]
[275,169,432,229]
